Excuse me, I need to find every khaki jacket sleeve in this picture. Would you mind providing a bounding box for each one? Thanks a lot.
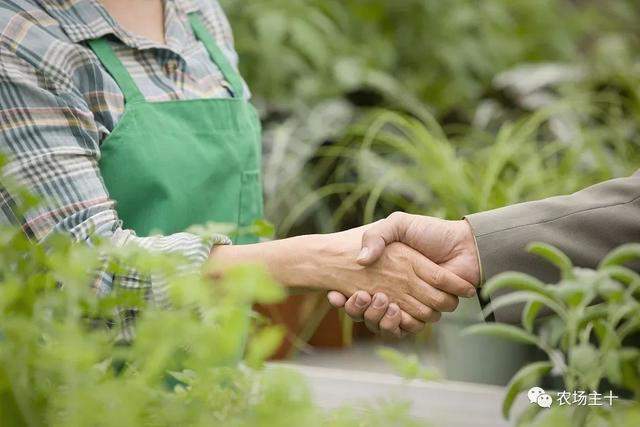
[465,170,640,323]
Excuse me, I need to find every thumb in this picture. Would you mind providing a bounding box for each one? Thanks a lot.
[357,214,405,265]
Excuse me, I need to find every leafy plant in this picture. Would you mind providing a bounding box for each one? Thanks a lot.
[230,0,640,239]
[0,157,424,427]
[277,95,640,237]
[376,348,439,382]
[464,242,640,426]
[222,0,637,119]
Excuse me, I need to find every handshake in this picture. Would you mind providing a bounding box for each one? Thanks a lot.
[325,212,481,338]
[212,212,482,338]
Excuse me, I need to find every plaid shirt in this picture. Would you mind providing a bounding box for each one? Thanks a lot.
[0,0,246,305]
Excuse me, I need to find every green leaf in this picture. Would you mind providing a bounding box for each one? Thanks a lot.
[600,265,640,286]
[527,242,574,279]
[462,323,540,347]
[250,219,276,239]
[481,291,567,321]
[579,304,608,326]
[522,300,543,333]
[481,272,556,300]
[604,350,623,385]
[569,343,599,374]
[376,347,439,382]
[599,243,640,268]
[222,265,286,304]
[513,401,542,426]
[246,326,285,368]
[501,361,553,419]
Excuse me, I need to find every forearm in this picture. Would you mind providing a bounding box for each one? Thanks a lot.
[210,234,346,292]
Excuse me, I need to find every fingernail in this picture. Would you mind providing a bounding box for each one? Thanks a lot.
[466,287,476,298]
[373,294,386,309]
[387,304,399,317]
[357,247,370,262]
[355,292,369,307]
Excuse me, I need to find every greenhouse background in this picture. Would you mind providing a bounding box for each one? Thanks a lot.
[224,0,638,359]
[222,0,640,424]
[2,0,640,426]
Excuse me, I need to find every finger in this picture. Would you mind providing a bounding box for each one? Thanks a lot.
[400,295,442,323]
[412,256,476,298]
[327,291,347,308]
[343,291,372,322]
[363,293,389,333]
[399,311,426,334]
[357,213,407,266]
[379,303,403,339]
[409,279,459,312]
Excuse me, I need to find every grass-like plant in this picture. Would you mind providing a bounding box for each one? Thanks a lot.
[464,242,640,426]
[277,97,640,237]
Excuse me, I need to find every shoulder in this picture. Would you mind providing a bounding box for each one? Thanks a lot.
[0,1,93,95]
[190,0,235,49]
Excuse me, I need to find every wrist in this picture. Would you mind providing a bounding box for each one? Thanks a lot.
[455,219,482,286]
[273,233,343,291]
[295,232,359,294]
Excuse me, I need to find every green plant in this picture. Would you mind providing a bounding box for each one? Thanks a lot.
[376,348,439,382]
[230,0,640,239]
[278,96,640,237]
[464,242,640,426]
[0,157,424,426]
[222,0,632,119]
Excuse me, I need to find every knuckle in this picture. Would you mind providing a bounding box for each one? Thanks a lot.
[388,211,405,222]
[417,305,433,322]
[430,268,444,287]
[431,292,447,310]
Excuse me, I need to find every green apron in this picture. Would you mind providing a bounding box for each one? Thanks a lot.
[87,13,263,245]
[87,13,263,364]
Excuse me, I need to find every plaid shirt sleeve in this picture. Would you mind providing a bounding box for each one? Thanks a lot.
[0,19,230,306]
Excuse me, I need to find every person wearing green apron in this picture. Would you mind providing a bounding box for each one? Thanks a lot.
[88,13,263,245]
[0,0,476,346]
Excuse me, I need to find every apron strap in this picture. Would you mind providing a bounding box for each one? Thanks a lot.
[86,38,146,104]
[187,13,245,99]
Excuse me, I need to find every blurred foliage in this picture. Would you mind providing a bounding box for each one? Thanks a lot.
[376,347,439,382]
[223,0,639,118]
[0,158,425,426]
[221,0,640,236]
[464,242,640,426]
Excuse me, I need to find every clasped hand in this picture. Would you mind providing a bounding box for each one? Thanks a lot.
[329,213,481,338]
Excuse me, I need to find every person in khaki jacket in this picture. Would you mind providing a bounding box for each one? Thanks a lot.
[328,172,640,333]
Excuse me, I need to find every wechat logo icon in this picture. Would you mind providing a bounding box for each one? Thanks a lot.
[528,387,553,408]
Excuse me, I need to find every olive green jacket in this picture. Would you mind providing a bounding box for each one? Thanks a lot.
[465,170,640,323]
